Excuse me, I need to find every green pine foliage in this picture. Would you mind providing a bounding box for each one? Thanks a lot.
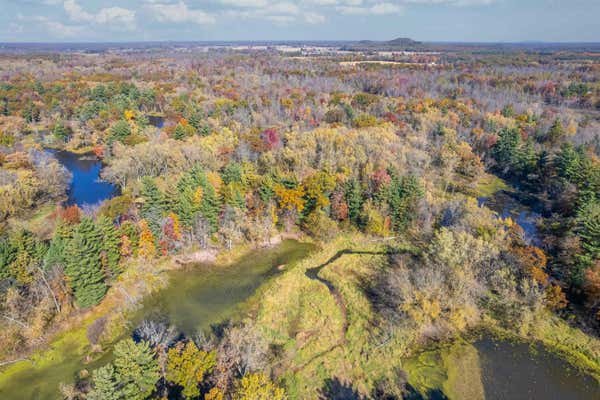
[345,178,363,226]
[173,123,188,140]
[388,174,424,233]
[88,364,120,400]
[555,144,600,204]
[113,339,159,400]
[118,220,140,254]
[175,166,221,232]
[43,222,73,270]
[52,121,70,143]
[222,162,244,185]
[577,200,600,260]
[97,216,122,278]
[140,176,165,234]
[0,238,17,280]
[90,339,159,400]
[109,120,132,144]
[258,175,275,203]
[64,218,107,308]
[555,143,583,184]
[547,118,565,143]
[492,127,521,167]
[187,111,202,133]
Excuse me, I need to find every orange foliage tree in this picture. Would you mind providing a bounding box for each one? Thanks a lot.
[138,219,156,259]
[513,245,549,286]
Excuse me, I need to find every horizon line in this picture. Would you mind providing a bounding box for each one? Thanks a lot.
[1,40,600,45]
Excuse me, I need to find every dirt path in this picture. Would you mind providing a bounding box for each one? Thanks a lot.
[294,249,392,372]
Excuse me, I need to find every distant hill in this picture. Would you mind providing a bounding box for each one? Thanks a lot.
[386,37,422,46]
[341,37,426,51]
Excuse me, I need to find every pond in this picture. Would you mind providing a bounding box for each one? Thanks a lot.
[476,338,600,400]
[0,240,315,400]
[46,149,119,207]
[133,240,317,336]
[405,338,600,400]
[147,114,165,129]
[478,189,543,246]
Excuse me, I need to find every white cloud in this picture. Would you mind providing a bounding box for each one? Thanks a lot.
[43,18,83,37]
[304,12,326,24]
[63,0,94,22]
[63,1,136,26]
[19,14,83,38]
[218,0,270,7]
[402,0,495,5]
[146,1,216,25]
[96,7,136,25]
[223,1,313,25]
[338,2,404,15]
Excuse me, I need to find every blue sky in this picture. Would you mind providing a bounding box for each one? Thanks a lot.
[1,0,599,42]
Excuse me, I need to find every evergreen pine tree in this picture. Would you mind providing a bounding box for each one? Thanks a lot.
[547,118,565,144]
[64,218,107,308]
[188,111,202,133]
[491,127,521,168]
[140,176,165,235]
[222,162,243,185]
[109,120,132,144]
[88,364,120,400]
[577,200,600,260]
[258,175,275,203]
[9,252,34,284]
[555,143,582,184]
[0,238,17,280]
[97,216,121,278]
[53,121,70,143]
[175,184,200,228]
[118,221,140,255]
[113,339,159,400]
[198,173,220,232]
[90,339,159,400]
[345,178,363,226]
[388,174,424,233]
[175,166,221,232]
[173,123,188,140]
[44,222,72,270]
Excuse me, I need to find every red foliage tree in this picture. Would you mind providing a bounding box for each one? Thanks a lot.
[261,128,280,150]
[57,205,81,225]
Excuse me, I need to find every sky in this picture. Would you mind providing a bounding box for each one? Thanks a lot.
[0,0,599,43]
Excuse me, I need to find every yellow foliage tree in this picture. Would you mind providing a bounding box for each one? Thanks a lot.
[138,219,156,259]
[232,373,286,400]
[166,341,216,399]
[205,388,224,400]
[124,109,135,121]
[273,184,305,213]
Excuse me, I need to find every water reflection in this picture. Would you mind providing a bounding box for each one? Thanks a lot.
[476,338,600,400]
[147,114,165,129]
[46,149,119,207]
[478,190,542,246]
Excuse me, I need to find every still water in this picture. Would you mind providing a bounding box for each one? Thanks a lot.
[134,240,316,335]
[476,338,600,400]
[47,149,119,207]
[478,190,542,246]
[0,240,315,399]
[406,339,599,400]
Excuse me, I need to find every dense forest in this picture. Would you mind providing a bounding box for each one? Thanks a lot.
[0,45,599,399]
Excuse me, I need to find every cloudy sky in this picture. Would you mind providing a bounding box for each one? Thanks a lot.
[1,0,599,42]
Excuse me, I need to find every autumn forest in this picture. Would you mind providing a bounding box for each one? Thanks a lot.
[0,41,599,399]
